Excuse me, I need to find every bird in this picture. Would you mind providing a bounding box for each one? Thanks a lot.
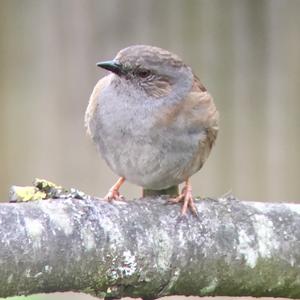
[85,45,219,215]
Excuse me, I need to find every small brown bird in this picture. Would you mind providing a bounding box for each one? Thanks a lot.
[85,45,219,215]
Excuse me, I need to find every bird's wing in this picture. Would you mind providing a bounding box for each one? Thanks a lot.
[188,75,219,148]
[156,75,219,142]
[85,75,111,138]
[154,75,219,179]
[178,75,219,177]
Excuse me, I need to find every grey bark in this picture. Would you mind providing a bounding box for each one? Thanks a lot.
[0,196,300,299]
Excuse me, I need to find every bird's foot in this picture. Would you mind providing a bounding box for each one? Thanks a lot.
[168,179,198,216]
[104,177,125,202]
[104,189,125,202]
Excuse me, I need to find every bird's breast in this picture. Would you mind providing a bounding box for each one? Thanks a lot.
[89,79,215,189]
[96,103,200,188]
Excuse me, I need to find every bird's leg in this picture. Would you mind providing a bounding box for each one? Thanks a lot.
[104,177,125,201]
[168,178,198,215]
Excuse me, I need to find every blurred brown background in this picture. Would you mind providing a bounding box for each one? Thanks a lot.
[0,0,300,299]
[1,0,300,204]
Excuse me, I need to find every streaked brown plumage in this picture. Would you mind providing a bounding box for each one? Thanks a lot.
[85,45,219,215]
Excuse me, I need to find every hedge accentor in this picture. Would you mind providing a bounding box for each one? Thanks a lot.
[85,45,219,215]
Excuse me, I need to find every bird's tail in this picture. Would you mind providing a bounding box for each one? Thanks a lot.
[143,185,179,197]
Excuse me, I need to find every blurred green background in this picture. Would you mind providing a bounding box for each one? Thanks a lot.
[0,0,300,299]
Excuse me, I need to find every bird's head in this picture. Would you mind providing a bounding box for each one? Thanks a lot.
[97,45,193,99]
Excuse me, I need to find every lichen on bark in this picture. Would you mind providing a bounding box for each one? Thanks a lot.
[0,195,300,299]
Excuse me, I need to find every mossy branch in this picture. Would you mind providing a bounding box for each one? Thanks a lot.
[1,187,300,299]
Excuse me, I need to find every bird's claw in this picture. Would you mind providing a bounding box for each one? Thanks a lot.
[168,183,198,216]
[103,177,126,202]
[104,189,125,202]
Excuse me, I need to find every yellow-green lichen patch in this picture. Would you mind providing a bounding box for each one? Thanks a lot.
[33,178,62,192]
[9,186,46,202]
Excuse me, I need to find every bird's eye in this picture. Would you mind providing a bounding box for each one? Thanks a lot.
[137,69,151,78]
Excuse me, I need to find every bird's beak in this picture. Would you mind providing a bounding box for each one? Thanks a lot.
[96,60,123,75]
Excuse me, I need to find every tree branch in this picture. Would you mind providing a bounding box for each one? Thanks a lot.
[0,196,300,299]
